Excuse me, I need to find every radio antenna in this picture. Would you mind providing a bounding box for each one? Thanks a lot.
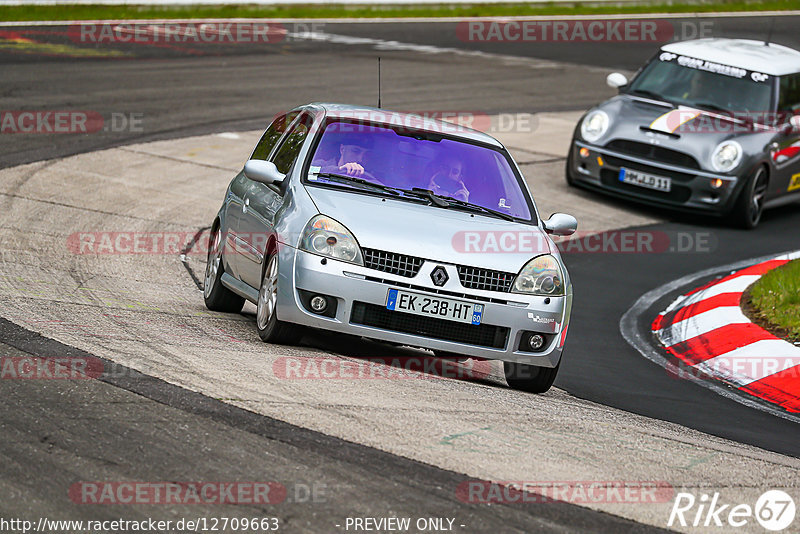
[765,17,775,46]
[377,57,382,108]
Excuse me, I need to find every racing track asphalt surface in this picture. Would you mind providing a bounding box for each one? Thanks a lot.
[1,15,800,531]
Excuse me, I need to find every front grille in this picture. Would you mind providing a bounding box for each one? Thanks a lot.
[351,301,508,349]
[605,140,700,170]
[457,265,515,293]
[362,248,424,278]
[600,169,692,203]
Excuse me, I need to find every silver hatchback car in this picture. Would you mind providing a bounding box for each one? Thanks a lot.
[204,103,577,392]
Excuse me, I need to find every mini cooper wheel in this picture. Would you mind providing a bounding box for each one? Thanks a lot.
[503,361,559,393]
[256,252,303,344]
[203,226,245,313]
[731,166,768,229]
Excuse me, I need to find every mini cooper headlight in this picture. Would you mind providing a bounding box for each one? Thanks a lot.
[580,110,610,143]
[300,215,364,265]
[512,254,565,296]
[711,141,742,173]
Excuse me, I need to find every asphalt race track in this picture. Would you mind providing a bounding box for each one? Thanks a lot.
[2,14,800,533]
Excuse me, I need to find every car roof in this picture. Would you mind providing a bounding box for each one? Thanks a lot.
[308,102,504,148]
[661,38,800,76]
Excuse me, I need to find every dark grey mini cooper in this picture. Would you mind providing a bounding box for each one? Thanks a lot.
[567,38,800,228]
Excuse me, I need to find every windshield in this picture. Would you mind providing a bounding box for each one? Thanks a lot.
[304,120,533,221]
[627,53,774,115]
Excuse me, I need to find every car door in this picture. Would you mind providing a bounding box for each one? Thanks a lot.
[224,111,298,282]
[237,111,314,289]
[769,73,800,198]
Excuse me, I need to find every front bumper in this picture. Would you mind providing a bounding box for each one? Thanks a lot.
[568,140,741,215]
[276,246,571,367]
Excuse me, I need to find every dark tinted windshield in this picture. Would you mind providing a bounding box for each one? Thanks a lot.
[305,121,533,221]
[628,53,774,114]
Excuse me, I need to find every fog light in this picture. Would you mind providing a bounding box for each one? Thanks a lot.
[310,295,328,312]
[710,178,724,189]
[579,147,590,158]
[528,334,545,351]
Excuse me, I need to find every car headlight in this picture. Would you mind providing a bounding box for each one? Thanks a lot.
[512,254,565,296]
[710,141,742,173]
[300,215,364,265]
[580,110,610,143]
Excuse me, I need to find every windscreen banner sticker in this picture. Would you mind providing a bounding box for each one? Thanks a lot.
[658,52,768,82]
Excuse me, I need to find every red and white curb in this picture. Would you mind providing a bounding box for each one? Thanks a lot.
[652,251,800,414]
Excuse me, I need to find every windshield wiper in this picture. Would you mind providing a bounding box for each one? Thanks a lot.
[692,101,730,113]
[407,188,515,221]
[313,172,404,196]
[629,89,674,105]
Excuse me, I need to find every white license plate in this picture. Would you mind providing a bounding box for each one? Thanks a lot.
[385,289,483,325]
[619,167,671,192]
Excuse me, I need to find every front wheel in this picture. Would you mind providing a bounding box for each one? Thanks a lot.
[730,166,768,229]
[256,252,304,345]
[503,361,559,393]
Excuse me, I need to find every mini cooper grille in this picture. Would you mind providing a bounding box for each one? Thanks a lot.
[457,266,515,293]
[605,140,700,170]
[351,302,508,349]
[362,248,424,278]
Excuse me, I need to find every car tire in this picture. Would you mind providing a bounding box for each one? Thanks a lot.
[565,149,576,187]
[730,165,768,229]
[256,251,304,345]
[503,360,559,393]
[203,225,245,313]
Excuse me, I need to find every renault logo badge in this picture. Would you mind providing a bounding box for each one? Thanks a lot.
[430,266,449,287]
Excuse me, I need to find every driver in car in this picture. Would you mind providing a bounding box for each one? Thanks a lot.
[319,137,375,179]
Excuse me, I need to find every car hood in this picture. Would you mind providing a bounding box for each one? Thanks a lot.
[305,186,552,273]
[595,95,768,171]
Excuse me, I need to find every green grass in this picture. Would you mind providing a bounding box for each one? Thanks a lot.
[2,0,800,21]
[750,259,800,342]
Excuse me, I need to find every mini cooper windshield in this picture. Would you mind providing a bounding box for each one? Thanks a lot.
[627,54,774,115]
[305,120,534,221]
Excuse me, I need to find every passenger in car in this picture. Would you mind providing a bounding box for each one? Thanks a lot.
[427,157,470,202]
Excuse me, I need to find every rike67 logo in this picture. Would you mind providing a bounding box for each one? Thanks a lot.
[668,490,796,531]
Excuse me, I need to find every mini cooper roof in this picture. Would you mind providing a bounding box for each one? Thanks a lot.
[310,102,504,149]
[661,38,800,77]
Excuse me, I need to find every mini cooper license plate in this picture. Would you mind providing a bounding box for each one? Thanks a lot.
[619,167,672,192]
[386,289,483,325]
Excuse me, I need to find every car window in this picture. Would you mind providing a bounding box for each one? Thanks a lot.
[271,113,312,174]
[251,112,298,160]
[306,120,534,221]
[778,73,800,112]
[628,55,772,114]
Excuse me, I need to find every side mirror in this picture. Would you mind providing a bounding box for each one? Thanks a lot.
[244,159,285,185]
[543,213,578,236]
[606,72,628,89]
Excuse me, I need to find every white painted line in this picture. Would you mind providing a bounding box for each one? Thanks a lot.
[657,305,748,347]
[696,340,800,386]
[672,274,760,310]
